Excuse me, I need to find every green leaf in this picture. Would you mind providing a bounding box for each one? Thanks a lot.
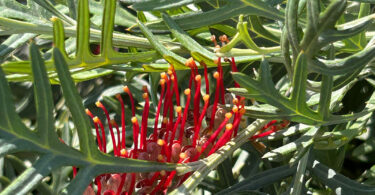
[30,43,59,146]
[137,19,187,69]
[216,165,297,194]
[89,0,136,27]
[218,15,280,55]
[53,47,99,158]
[130,0,206,11]
[0,64,31,136]
[308,45,375,76]
[137,0,284,32]
[318,75,333,119]
[4,155,53,195]
[314,113,372,150]
[1,154,57,195]
[309,160,375,194]
[32,0,75,25]
[256,124,311,142]
[248,15,280,44]
[352,139,375,157]
[217,159,236,188]
[304,0,347,54]
[318,18,373,49]
[161,13,216,65]
[0,33,36,63]
[291,150,310,195]
[262,126,318,160]
[300,0,319,50]
[285,0,300,54]
[76,0,92,61]
[290,52,311,114]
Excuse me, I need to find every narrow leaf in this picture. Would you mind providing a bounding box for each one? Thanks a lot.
[137,20,186,69]
[30,43,58,146]
[53,48,99,158]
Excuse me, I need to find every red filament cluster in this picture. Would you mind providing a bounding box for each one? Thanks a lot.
[81,36,289,195]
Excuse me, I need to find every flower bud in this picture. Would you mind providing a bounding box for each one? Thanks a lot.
[171,142,182,162]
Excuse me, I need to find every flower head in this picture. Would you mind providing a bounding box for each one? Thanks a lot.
[82,35,289,194]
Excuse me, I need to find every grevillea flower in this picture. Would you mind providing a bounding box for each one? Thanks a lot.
[82,35,289,195]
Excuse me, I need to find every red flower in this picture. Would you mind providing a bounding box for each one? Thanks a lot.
[81,35,288,195]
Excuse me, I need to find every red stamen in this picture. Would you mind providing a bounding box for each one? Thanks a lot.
[131,117,140,154]
[192,95,210,147]
[162,171,176,191]
[178,89,191,143]
[169,65,180,106]
[232,106,239,137]
[158,139,171,162]
[261,120,278,131]
[208,123,233,155]
[194,112,232,160]
[161,74,172,129]
[209,72,221,130]
[86,109,103,151]
[201,61,210,95]
[115,94,126,149]
[95,177,102,195]
[147,172,160,186]
[127,173,136,195]
[163,154,186,190]
[170,106,182,145]
[123,86,135,117]
[111,119,121,154]
[96,101,119,156]
[185,58,197,89]
[153,79,166,141]
[251,120,289,140]
[230,57,240,88]
[93,116,107,153]
[193,75,201,126]
[167,98,174,141]
[216,58,225,104]
[116,173,127,195]
[251,126,277,140]
[232,108,245,137]
[73,167,77,178]
[150,173,167,195]
[141,92,150,150]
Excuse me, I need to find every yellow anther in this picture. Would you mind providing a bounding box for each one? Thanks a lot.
[226,123,233,131]
[179,152,187,159]
[225,112,233,119]
[142,93,148,99]
[123,86,130,93]
[203,95,210,102]
[161,72,168,80]
[195,75,201,81]
[95,101,103,108]
[176,106,182,113]
[157,139,165,146]
[120,149,127,156]
[213,72,220,79]
[184,88,191,95]
[93,116,100,123]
